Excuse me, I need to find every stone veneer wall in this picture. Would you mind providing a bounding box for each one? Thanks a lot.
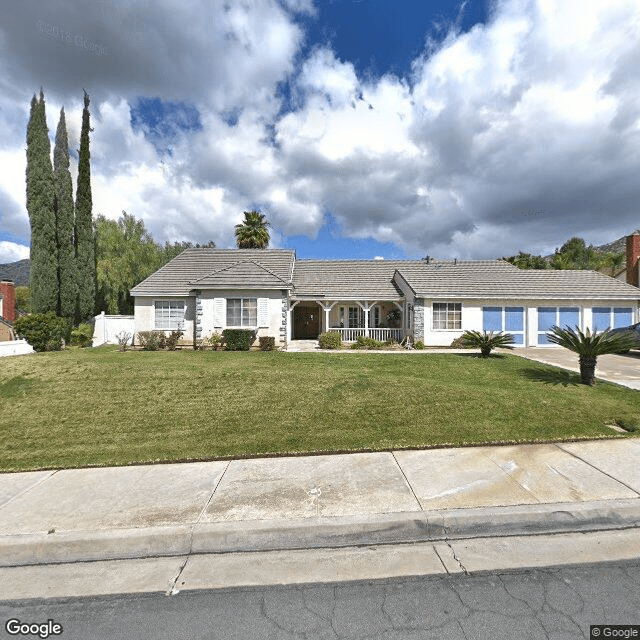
[413,298,425,342]
[195,294,203,340]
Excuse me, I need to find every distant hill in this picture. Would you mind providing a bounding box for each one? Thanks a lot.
[594,230,640,255]
[0,259,30,287]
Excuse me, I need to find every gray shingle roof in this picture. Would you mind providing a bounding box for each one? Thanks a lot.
[130,249,295,296]
[292,260,409,299]
[395,260,640,300]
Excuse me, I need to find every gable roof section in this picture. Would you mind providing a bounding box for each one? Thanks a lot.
[190,260,290,289]
[130,249,295,296]
[292,260,407,299]
[396,260,640,300]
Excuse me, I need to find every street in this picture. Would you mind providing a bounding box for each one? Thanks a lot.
[2,559,639,640]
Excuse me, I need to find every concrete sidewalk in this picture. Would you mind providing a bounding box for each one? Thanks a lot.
[2,440,640,569]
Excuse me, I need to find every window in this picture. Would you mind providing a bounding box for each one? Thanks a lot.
[155,301,185,330]
[433,302,462,330]
[537,307,580,344]
[227,298,257,326]
[593,307,633,331]
[483,306,525,344]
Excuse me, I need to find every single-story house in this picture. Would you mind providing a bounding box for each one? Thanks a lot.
[130,241,640,348]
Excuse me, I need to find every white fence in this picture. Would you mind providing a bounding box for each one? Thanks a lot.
[329,328,404,342]
[0,339,35,357]
[92,312,135,347]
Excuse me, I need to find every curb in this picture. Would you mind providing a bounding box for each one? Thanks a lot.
[2,499,639,567]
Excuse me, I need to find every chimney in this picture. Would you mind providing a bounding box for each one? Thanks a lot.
[0,281,16,323]
[626,233,640,288]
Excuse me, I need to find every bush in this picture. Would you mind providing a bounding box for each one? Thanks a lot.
[461,330,515,357]
[14,313,68,352]
[259,336,276,351]
[165,329,184,351]
[70,322,94,347]
[414,340,425,350]
[350,335,384,350]
[318,331,342,349]
[115,331,132,351]
[138,331,166,351]
[207,332,223,350]
[450,335,471,349]
[222,329,255,351]
[615,418,638,433]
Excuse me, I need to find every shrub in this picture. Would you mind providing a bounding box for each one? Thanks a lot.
[615,418,638,433]
[70,322,94,347]
[414,340,425,350]
[350,335,384,350]
[318,331,342,349]
[207,332,223,350]
[115,331,132,351]
[450,336,471,349]
[461,330,515,357]
[165,329,184,351]
[14,313,68,352]
[259,336,276,351]
[222,329,255,351]
[138,331,166,351]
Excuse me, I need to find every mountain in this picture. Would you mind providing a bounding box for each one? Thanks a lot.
[594,230,640,255]
[0,259,30,287]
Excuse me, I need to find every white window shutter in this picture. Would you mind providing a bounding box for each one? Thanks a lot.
[258,298,269,327]
[214,298,225,328]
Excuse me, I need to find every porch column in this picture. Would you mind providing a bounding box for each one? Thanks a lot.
[288,300,300,342]
[356,301,376,337]
[316,300,337,333]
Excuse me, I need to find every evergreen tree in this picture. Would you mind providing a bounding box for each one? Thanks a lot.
[75,90,96,321]
[53,107,77,318]
[26,90,58,313]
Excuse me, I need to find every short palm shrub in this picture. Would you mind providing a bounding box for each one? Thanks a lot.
[318,331,342,349]
[461,330,515,357]
[546,325,637,386]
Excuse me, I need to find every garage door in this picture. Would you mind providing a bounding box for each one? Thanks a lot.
[592,307,633,331]
[537,307,579,345]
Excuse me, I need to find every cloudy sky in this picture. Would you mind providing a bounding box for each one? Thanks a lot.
[1,0,639,264]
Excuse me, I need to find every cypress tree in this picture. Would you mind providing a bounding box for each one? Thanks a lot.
[26,90,58,314]
[75,90,96,321]
[53,107,77,318]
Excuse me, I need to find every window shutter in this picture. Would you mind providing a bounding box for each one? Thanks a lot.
[214,298,225,328]
[258,298,269,327]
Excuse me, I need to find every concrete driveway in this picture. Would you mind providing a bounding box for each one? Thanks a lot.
[511,347,640,389]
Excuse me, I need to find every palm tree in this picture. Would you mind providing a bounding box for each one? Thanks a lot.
[460,330,515,357]
[546,325,636,386]
[234,210,270,249]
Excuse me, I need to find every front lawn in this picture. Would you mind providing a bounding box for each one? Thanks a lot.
[0,347,638,471]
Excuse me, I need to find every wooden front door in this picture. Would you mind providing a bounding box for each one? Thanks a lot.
[294,304,321,339]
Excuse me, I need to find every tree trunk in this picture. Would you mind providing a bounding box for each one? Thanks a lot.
[579,356,597,386]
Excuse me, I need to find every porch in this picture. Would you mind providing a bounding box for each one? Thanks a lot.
[289,299,407,342]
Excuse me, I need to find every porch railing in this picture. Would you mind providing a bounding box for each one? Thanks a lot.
[329,327,404,342]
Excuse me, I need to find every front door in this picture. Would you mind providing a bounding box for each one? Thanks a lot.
[294,304,321,339]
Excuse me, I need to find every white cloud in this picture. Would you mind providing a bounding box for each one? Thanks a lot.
[2,0,640,261]
[0,241,29,264]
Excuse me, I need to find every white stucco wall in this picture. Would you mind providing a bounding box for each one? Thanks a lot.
[199,289,286,345]
[92,312,135,346]
[420,298,640,347]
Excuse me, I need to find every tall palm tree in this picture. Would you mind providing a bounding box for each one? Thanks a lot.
[234,210,270,249]
[546,325,636,385]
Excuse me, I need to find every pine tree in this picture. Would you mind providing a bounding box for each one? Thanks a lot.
[26,90,58,314]
[53,107,77,318]
[75,90,96,321]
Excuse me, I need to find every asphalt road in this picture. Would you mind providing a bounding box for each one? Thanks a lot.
[2,560,639,640]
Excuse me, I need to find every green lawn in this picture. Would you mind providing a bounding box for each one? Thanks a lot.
[0,346,638,472]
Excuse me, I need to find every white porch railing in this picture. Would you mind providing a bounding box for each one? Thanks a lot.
[329,327,404,342]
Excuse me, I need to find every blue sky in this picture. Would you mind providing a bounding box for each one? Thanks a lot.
[1,0,640,264]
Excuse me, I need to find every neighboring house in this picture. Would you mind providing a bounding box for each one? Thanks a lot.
[131,246,640,348]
